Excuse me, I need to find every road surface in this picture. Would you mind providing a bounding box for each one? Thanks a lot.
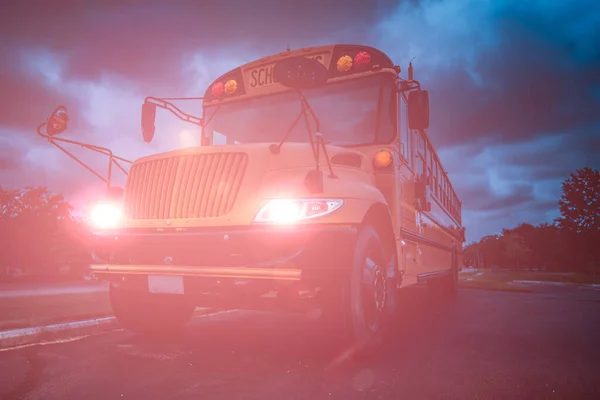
[1,285,599,399]
[0,282,107,298]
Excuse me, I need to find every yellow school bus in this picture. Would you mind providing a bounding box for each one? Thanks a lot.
[37,44,465,353]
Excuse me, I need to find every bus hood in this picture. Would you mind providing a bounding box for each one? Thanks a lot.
[121,142,373,228]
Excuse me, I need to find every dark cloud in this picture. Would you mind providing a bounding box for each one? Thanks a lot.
[498,128,599,178]
[445,26,600,145]
[0,0,397,131]
[1,1,396,87]
[527,166,574,182]
[459,180,536,212]
[0,145,24,171]
[0,60,83,132]
[379,0,600,148]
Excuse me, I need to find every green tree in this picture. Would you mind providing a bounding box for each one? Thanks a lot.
[0,186,91,281]
[556,167,600,275]
[478,234,503,269]
[557,167,600,233]
[463,242,477,268]
[500,231,531,270]
[533,222,563,271]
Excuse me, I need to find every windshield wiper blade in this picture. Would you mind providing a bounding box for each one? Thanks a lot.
[269,108,305,154]
[270,91,337,183]
[297,92,337,179]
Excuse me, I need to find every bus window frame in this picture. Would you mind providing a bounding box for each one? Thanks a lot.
[412,124,463,226]
[415,130,427,180]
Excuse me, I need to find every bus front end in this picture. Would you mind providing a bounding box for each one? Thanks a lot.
[89,44,435,353]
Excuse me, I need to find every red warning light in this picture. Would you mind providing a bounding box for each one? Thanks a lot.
[354,51,372,69]
[212,82,224,97]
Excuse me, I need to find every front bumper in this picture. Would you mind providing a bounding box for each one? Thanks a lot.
[90,225,357,285]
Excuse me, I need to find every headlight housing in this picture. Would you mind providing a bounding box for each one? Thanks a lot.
[89,201,124,229]
[253,198,344,224]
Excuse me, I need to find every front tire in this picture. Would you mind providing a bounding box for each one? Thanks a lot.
[344,225,396,354]
[110,285,196,337]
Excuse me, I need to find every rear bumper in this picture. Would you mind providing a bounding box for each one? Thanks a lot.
[90,225,357,284]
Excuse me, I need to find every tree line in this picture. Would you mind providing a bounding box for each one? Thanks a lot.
[0,167,598,282]
[464,167,600,275]
[0,187,92,282]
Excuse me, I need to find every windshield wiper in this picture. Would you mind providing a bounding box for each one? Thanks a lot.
[298,92,337,179]
[269,90,337,190]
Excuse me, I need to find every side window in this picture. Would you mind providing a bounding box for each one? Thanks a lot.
[431,158,440,197]
[441,174,446,205]
[435,161,441,197]
[427,147,433,186]
[415,132,426,179]
[398,93,412,164]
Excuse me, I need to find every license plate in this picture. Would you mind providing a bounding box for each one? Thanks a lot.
[148,275,184,295]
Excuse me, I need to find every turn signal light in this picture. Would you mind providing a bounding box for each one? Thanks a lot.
[373,150,393,168]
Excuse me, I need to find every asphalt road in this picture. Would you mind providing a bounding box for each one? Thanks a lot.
[0,282,107,298]
[1,285,599,400]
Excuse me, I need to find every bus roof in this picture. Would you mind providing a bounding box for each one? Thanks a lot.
[203,44,395,103]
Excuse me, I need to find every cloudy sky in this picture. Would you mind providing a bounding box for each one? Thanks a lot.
[1,0,599,242]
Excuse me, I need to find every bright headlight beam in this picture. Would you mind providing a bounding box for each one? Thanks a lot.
[253,198,343,224]
[90,202,123,229]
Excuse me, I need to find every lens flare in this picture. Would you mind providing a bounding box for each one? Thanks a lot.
[90,202,123,229]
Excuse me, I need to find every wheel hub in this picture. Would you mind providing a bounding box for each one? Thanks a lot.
[366,257,387,313]
[373,267,387,312]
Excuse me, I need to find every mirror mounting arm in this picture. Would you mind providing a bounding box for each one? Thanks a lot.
[144,96,203,126]
[397,79,421,94]
[36,121,132,190]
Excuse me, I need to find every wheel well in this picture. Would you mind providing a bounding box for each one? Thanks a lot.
[361,202,396,254]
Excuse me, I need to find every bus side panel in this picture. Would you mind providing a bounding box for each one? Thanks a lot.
[397,162,422,279]
[419,196,460,274]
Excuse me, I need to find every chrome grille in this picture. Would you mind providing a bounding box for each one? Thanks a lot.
[125,153,248,219]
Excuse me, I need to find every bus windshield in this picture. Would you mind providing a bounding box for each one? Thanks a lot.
[203,74,396,147]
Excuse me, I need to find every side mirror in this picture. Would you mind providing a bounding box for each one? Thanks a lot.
[273,57,328,90]
[408,90,429,130]
[46,106,69,136]
[141,102,157,143]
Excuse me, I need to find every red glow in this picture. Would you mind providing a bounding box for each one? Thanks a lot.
[212,82,224,97]
[354,51,371,69]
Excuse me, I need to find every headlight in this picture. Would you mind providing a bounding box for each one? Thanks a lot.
[90,201,124,229]
[253,198,344,224]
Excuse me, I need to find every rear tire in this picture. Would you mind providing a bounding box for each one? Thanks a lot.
[428,251,458,298]
[110,285,196,337]
[445,249,459,297]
